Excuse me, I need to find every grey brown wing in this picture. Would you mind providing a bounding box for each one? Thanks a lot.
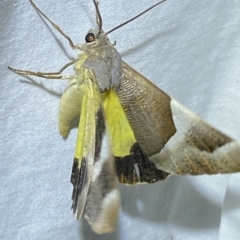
[116,61,240,175]
[150,99,240,175]
[84,123,120,234]
[116,61,176,157]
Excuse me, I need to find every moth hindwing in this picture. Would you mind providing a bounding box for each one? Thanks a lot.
[9,0,240,235]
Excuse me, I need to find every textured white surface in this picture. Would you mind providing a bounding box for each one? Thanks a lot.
[1,0,240,239]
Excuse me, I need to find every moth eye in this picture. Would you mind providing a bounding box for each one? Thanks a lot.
[85,33,95,43]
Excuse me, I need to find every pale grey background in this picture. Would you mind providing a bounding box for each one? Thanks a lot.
[1,0,240,239]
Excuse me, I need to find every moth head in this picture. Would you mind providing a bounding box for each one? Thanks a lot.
[80,1,111,48]
[84,29,111,47]
[78,0,167,50]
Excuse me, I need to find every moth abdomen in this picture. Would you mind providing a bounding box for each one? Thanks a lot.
[58,84,83,138]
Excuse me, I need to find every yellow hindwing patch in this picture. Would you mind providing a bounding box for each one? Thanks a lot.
[74,68,101,163]
[103,89,136,157]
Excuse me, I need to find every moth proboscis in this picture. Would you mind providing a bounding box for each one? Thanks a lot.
[9,0,240,235]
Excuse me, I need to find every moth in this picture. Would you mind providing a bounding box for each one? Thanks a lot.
[9,0,240,235]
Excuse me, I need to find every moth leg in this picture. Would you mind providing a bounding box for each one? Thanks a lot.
[8,60,75,80]
[29,0,76,49]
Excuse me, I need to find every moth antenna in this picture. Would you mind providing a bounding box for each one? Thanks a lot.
[29,0,76,49]
[93,0,103,35]
[106,0,168,35]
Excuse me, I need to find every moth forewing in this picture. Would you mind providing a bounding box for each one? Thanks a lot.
[62,40,122,232]
[150,99,240,175]
[84,133,120,234]
[70,70,98,218]
[103,86,170,184]
[117,61,176,156]
[117,62,240,176]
